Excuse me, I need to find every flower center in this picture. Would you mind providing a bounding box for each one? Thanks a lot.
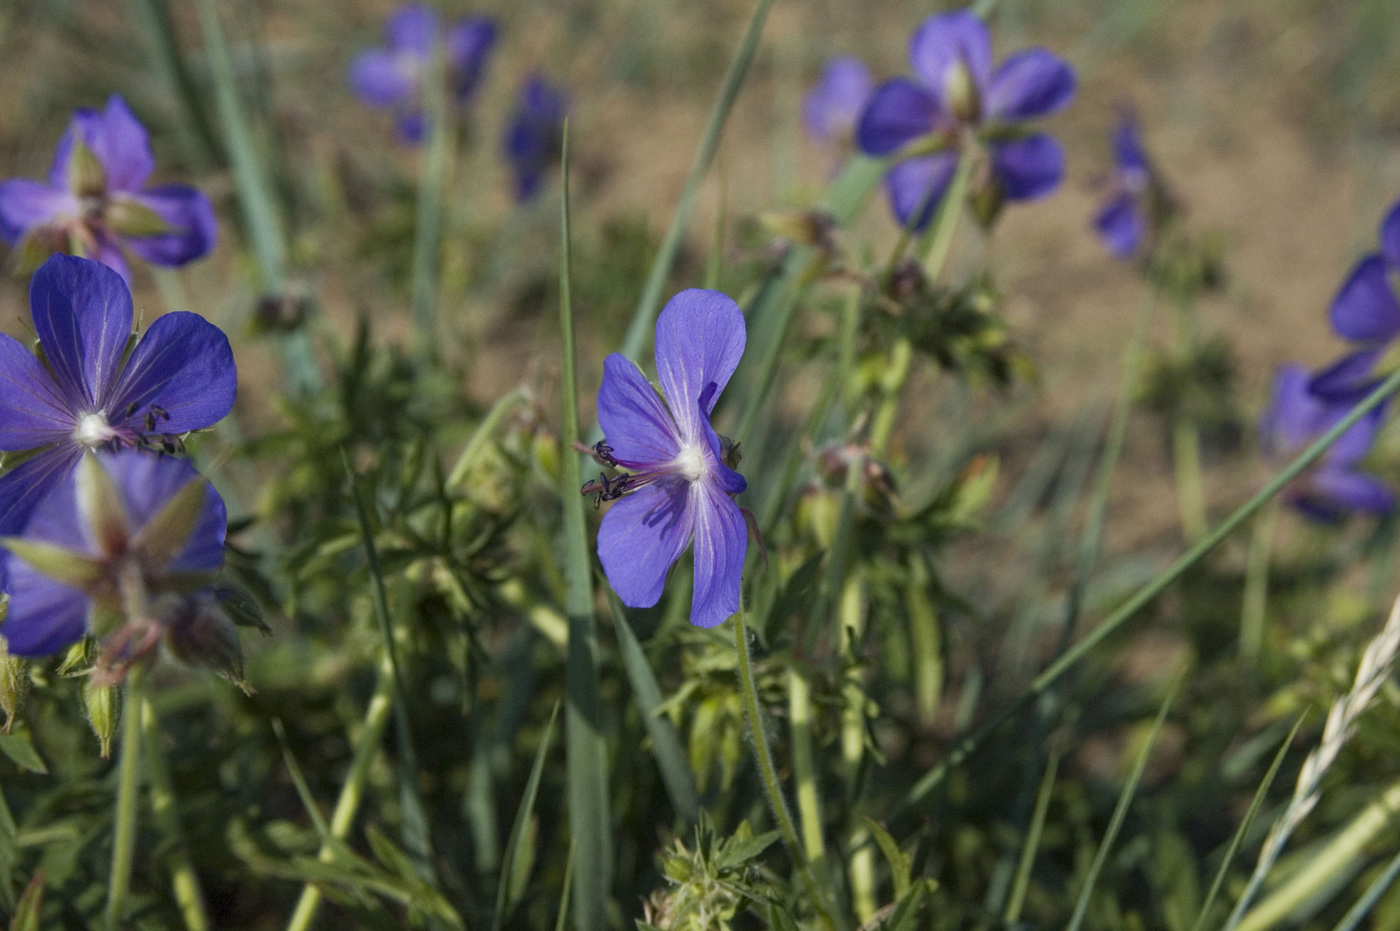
[74,412,117,448]
[673,443,707,482]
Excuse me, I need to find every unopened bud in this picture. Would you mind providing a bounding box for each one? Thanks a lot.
[84,677,119,759]
[159,593,252,694]
[0,633,25,733]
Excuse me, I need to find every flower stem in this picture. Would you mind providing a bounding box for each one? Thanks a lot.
[142,695,210,930]
[105,664,146,931]
[920,155,974,281]
[1239,498,1279,668]
[733,609,844,931]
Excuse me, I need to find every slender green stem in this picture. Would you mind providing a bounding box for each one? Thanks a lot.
[410,40,454,352]
[1239,498,1280,667]
[733,609,844,931]
[142,696,210,931]
[1173,418,1208,542]
[1004,746,1060,924]
[105,665,146,931]
[868,341,912,458]
[898,364,1400,813]
[920,155,975,279]
[1331,848,1400,931]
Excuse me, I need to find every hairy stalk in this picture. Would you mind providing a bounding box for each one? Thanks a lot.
[142,696,210,930]
[1224,592,1400,931]
[734,609,844,931]
[105,664,145,931]
[1239,498,1280,667]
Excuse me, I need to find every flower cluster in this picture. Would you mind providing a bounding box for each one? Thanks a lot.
[0,95,217,286]
[853,10,1075,230]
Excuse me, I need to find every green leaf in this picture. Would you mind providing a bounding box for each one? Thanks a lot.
[860,817,912,900]
[0,733,47,775]
[493,702,558,931]
[8,870,43,931]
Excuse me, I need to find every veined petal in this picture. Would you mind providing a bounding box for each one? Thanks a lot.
[689,484,747,628]
[0,333,76,449]
[350,48,418,108]
[107,311,237,435]
[120,185,218,267]
[597,353,680,468]
[1329,254,1400,343]
[909,11,992,100]
[1308,348,1382,401]
[856,79,939,157]
[1094,191,1144,259]
[0,447,83,537]
[95,95,156,193]
[0,180,74,243]
[96,451,226,574]
[991,133,1064,201]
[598,478,695,610]
[387,3,437,55]
[986,49,1075,122]
[0,558,90,657]
[655,289,746,444]
[1380,199,1400,272]
[884,152,958,232]
[29,254,134,410]
[699,392,746,495]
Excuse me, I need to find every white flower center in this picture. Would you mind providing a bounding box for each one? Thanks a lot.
[74,412,115,448]
[673,443,708,483]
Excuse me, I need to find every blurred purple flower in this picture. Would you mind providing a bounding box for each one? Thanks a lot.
[503,75,568,203]
[1310,200,1400,400]
[1093,113,1154,259]
[0,95,217,285]
[803,56,874,143]
[856,10,1075,230]
[1260,363,1394,522]
[349,3,498,144]
[590,289,748,628]
[0,450,226,657]
[0,255,236,536]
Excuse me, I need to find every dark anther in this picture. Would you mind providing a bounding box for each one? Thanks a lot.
[145,412,157,432]
[151,405,169,421]
[124,402,139,417]
[594,441,618,467]
[580,471,631,508]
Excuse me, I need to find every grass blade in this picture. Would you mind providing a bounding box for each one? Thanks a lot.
[1331,848,1400,931]
[1003,744,1061,924]
[492,703,560,931]
[124,0,219,168]
[618,0,775,363]
[410,41,454,350]
[557,124,612,931]
[607,593,700,822]
[1065,671,1184,931]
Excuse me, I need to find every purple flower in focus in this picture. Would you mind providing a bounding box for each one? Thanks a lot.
[1260,364,1394,522]
[0,450,226,657]
[350,2,498,144]
[1310,200,1400,400]
[0,255,236,536]
[503,75,568,203]
[0,95,217,285]
[589,290,748,628]
[856,10,1075,230]
[1093,113,1155,259]
[803,56,874,143]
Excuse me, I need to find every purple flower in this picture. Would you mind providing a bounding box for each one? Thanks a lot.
[350,3,498,144]
[856,10,1075,230]
[0,95,218,286]
[503,75,568,203]
[1310,199,1400,400]
[803,56,874,143]
[0,255,236,536]
[1260,364,1394,522]
[1093,113,1154,259]
[590,289,748,628]
[0,450,226,657]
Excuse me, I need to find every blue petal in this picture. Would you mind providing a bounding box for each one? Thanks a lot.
[0,448,81,537]
[1308,349,1382,401]
[699,400,746,495]
[1114,112,1151,179]
[804,56,874,141]
[387,3,437,55]
[29,254,134,411]
[986,49,1076,122]
[447,16,497,100]
[121,186,218,267]
[1329,254,1400,343]
[1094,191,1144,260]
[0,180,74,243]
[99,452,226,574]
[991,133,1064,201]
[908,11,992,102]
[48,108,103,190]
[0,557,90,657]
[95,95,156,193]
[0,333,76,450]
[107,310,237,436]
[350,49,417,109]
[855,79,940,156]
[597,478,695,610]
[91,230,132,288]
[884,153,958,232]
[689,483,747,628]
[1311,466,1395,515]
[597,353,680,468]
[654,289,747,445]
[1261,364,1324,456]
[1381,199,1400,271]
[397,111,429,145]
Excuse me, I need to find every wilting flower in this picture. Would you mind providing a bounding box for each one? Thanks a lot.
[588,289,748,628]
[503,75,568,203]
[1260,364,1394,521]
[1311,199,1400,400]
[1093,112,1160,259]
[803,56,874,143]
[0,95,217,286]
[0,451,226,658]
[856,10,1075,230]
[350,2,497,143]
[0,255,236,535]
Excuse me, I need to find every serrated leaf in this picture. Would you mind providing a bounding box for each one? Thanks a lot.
[0,733,47,774]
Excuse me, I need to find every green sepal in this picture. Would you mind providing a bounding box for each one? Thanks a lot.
[133,476,208,565]
[107,198,173,237]
[0,538,104,589]
[66,138,107,198]
[75,454,131,557]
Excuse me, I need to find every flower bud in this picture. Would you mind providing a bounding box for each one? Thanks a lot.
[84,677,119,759]
[0,633,25,732]
[158,593,252,694]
